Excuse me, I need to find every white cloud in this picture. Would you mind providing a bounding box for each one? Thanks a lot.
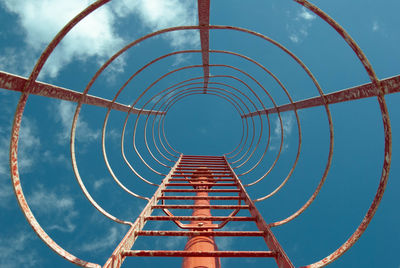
[0,117,40,205]
[0,117,40,176]
[0,232,40,268]
[29,186,78,232]
[18,119,41,173]
[80,225,127,252]
[1,0,198,78]
[289,34,300,43]
[54,100,100,143]
[298,7,316,21]
[372,21,379,32]
[1,0,125,78]
[111,0,198,48]
[287,7,316,43]
[274,113,294,137]
[270,113,295,151]
[94,178,108,190]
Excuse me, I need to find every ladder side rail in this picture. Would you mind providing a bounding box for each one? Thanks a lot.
[103,155,182,268]
[224,156,294,268]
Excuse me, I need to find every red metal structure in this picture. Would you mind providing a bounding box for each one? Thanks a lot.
[1,0,398,267]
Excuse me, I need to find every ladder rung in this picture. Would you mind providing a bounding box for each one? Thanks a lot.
[122,250,276,257]
[175,168,230,171]
[159,196,243,200]
[179,160,226,162]
[180,159,225,162]
[145,216,255,221]
[172,175,233,177]
[168,179,235,182]
[173,172,232,174]
[162,189,240,193]
[137,230,264,237]
[166,183,237,187]
[152,205,250,209]
[178,164,228,167]
[182,156,224,158]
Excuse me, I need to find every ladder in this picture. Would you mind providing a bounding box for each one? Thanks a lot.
[104,155,294,268]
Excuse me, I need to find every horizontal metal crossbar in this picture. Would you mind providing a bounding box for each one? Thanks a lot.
[0,71,163,116]
[137,231,264,236]
[168,178,235,182]
[241,74,400,118]
[121,250,276,257]
[145,216,255,221]
[166,183,237,187]
[175,168,230,171]
[178,163,226,165]
[162,189,240,193]
[182,155,224,158]
[173,172,232,174]
[152,205,250,209]
[159,196,243,200]
[172,175,233,177]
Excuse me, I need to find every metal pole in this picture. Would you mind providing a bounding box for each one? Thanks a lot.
[182,168,221,268]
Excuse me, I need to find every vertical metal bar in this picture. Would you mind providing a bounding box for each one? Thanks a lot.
[182,167,221,268]
[223,157,294,268]
[103,155,182,268]
[197,0,210,93]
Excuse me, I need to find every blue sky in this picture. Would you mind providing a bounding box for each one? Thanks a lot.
[0,0,399,267]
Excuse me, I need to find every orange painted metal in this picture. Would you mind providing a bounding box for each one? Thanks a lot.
[182,167,221,268]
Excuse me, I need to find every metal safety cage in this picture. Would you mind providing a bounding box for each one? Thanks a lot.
[1,0,398,267]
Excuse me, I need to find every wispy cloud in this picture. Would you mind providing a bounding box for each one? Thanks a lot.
[29,186,78,232]
[80,225,127,252]
[0,0,198,78]
[0,232,40,268]
[1,0,124,78]
[372,21,379,32]
[270,113,295,151]
[287,7,316,43]
[93,178,108,191]
[111,0,198,48]
[54,100,100,143]
[0,113,41,206]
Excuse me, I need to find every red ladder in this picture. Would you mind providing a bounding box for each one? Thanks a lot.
[104,155,294,268]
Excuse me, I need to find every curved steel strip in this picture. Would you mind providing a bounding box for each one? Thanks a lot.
[162,90,246,128]
[147,79,249,162]
[250,109,301,199]
[207,76,260,163]
[10,95,102,268]
[153,77,258,163]
[125,64,257,175]
[145,80,243,162]
[165,90,245,120]
[208,66,278,174]
[157,77,251,161]
[102,51,209,165]
[113,49,256,161]
[101,110,150,200]
[71,106,135,225]
[215,53,301,191]
[161,87,248,121]
[142,104,174,167]
[10,0,119,268]
[206,50,301,187]
[148,65,270,169]
[292,1,392,267]
[9,1,112,266]
[200,26,333,227]
[120,113,161,185]
[158,89,247,154]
